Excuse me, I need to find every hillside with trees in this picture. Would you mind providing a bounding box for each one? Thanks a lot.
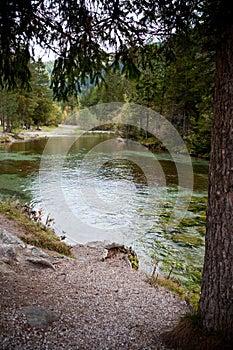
[0,60,62,132]
[78,31,214,158]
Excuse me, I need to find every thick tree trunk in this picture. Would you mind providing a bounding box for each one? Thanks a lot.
[198,25,233,339]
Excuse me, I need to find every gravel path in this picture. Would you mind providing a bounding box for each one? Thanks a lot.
[0,233,188,350]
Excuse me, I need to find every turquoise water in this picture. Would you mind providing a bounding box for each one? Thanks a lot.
[0,134,209,287]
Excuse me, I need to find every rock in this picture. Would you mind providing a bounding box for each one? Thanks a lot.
[104,242,126,250]
[103,242,139,270]
[22,306,58,328]
[104,243,128,258]
[101,248,109,261]
[0,229,25,247]
[26,245,49,258]
[0,244,17,259]
[27,257,56,270]
[0,260,16,275]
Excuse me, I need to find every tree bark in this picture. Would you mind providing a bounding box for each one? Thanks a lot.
[198,25,233,339]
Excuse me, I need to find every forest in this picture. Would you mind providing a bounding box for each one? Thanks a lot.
[0,60,63,132]
[1,31,214,159]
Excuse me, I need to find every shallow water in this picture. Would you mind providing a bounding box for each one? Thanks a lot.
[0,133,209,287]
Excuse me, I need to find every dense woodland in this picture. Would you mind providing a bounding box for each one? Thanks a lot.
[0,60,63,131]
[79,32,214,158]
[1,31,214,159]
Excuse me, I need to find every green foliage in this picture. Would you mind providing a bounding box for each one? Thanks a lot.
[0,89,18,131]
[131,33,214,156]
[0,199,72,256]
[0,0,220,101]
[0,1,215,157]
[0,60,62,131]
[80,72,134,107]
[76,31,214,158]
[127,251,139,270]
[0,0,150,99]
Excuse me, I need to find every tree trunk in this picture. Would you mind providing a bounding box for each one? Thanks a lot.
[145,109,149,139]
[198,25,233,339]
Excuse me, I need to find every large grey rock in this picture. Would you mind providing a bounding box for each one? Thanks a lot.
[0,244,17,259]
[0,260,16,275]
[27,258,55,270]
[0,229,25,247]
[22,306,58,328]
[26,245,49,258]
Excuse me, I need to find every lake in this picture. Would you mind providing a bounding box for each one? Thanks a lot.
[0,131,209,288]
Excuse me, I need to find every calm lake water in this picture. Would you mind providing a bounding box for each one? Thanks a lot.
[0,133,209,286]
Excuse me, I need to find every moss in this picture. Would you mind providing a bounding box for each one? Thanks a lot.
[147,275,187,299]
[147,272,201,310]
[128,252,139,270]
[0,199,72,257]
[172,233,204,247]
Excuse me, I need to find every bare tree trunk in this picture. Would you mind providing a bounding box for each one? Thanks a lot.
[0,93,5,132]
[159,67,167,115]
[145,109,149,139]
[1,116,5,132]
[198,25,233,339]
[6,115,11,132]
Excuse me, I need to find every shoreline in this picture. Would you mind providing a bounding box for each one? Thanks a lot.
[0,125,210,160]
[0,125,80,144]
[0,201,197,308]
[0,214,189,350]
[0,124,117,142]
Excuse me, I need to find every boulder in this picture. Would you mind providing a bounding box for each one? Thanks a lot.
[22,306,58,328]
[26,257,56,270]
[0,229,25,247]
[0,244,17,260]
[25,245,49,258]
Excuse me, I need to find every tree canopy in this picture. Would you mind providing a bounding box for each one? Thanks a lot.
[0,0,219,100]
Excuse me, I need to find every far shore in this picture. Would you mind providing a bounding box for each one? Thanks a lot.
[0,124,80,143]
[0,124,117,144]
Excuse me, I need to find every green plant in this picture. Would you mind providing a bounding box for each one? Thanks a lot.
[0,199,72,257]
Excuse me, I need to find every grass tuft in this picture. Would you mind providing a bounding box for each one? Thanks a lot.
[147,274,192,304]
[0,199,72,257]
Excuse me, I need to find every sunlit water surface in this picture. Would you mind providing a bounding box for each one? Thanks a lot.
[0,133,209,286]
